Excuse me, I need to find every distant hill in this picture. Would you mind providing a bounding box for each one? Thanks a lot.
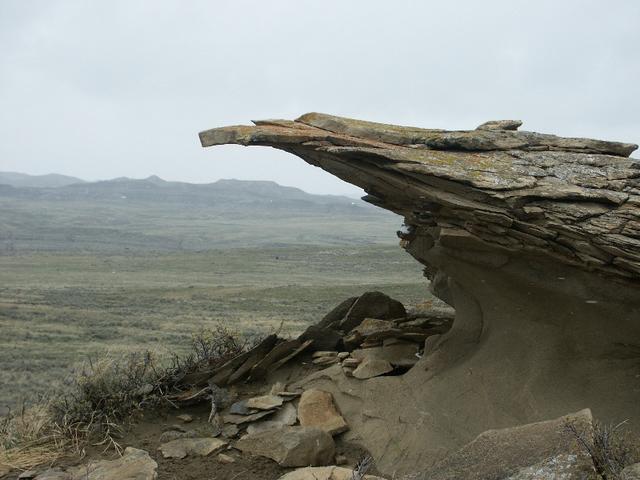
[0,171,86,188]
[0,174,400,253]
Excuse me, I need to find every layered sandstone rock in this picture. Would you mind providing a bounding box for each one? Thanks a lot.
[200,114,640,475]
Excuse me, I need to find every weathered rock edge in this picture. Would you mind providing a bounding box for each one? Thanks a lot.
[200,114,640,475]
[200,112,640,282]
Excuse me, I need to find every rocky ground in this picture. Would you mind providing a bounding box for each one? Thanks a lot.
[3,291,638,479]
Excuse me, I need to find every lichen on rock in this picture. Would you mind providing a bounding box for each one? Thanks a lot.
[200,113,640,476]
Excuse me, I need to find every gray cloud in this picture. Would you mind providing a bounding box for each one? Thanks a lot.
[1,0,638,196]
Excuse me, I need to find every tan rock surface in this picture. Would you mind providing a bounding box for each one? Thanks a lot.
[352,358,393,379]
[235,426,335,467]
[297,390,348,435]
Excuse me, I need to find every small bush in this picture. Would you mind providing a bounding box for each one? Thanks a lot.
[0,323,252,469]
[566,419,640,480]
[166,323,251,383]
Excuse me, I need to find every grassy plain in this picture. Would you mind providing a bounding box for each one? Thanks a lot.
[0,245,427,411]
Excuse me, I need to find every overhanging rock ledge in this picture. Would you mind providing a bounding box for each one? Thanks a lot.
[200,113,640,475]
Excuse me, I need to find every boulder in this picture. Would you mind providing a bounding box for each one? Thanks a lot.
[297,390,348,436]
[66,447,157,480]
[340,292,406,332]
[176,414,193,423]
[235,426,335,467]
[246,402,298,435]
[277,466,387,480]
[352,358,393,379]
[158,437,227,459]
[424,409,599,480]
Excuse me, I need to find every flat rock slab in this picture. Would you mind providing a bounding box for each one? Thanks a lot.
[298,390,348,436]
[278,466,387,480]
[235,426,335,467]
[223,410,275,425]
[352,342,420,368]
[424,409,599,480]
[66,447,157,480]
[158,437,227,459]
[312,351,339,358]
[245,394,283,410]
[246,402,297,435]
[228,400,257,415]
[352,358,393,379]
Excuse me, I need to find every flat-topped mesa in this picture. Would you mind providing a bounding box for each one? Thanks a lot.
[200,114,640,474]
[200,113,640,283]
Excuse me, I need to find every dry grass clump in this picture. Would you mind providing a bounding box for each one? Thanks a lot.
[566,419,640,480]
[0,323,252,472]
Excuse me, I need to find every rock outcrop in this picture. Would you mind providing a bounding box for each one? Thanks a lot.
[200,114,640,475]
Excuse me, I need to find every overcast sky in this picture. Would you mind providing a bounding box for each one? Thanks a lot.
[1,1,638,196]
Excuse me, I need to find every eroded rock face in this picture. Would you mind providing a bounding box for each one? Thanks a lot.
[424,409,599,479]
[201,114,640,476]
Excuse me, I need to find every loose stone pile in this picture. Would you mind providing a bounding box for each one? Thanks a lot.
[171,291,452,408]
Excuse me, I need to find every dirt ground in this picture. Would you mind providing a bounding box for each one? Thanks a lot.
[2,358,379,480]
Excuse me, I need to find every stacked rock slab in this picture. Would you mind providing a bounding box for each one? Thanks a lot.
[200,114,640,475]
